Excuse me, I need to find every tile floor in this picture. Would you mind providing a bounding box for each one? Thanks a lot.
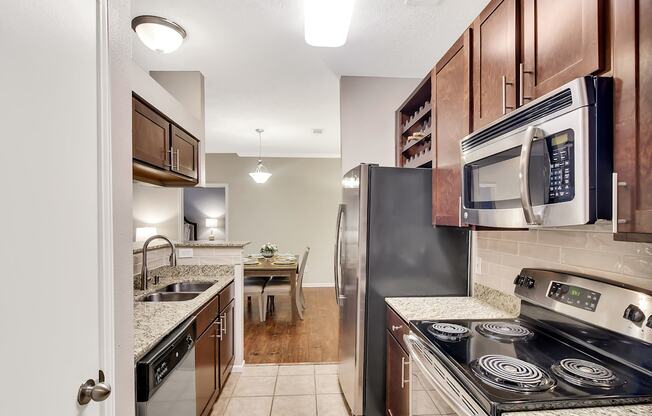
[210,364,350,416]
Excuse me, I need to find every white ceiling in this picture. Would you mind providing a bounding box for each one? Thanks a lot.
[132,0,489,157]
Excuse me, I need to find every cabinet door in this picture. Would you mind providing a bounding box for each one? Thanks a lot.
[195,323,218,416]
[171,125,199,180]
[386,331,409,416]
[433,30,472,227]
[473,0,518,129]
[218,300,235,388]
[612,0,652,241]
[522,0,602,101]
[132,97,171,169]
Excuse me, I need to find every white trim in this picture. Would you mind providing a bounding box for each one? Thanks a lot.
[97,1,115,414]
[303,282,335,288]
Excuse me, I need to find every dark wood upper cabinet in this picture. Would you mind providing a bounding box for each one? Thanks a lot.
[218,300,235,389]
[473,0,518,129]
[433,30,472,227]
[171,125,199,180]
[386,330,409,416]
[132,94,200,187]
[132,97,171,169]
[612,0,652,241]
[522,0,603,101]
[195,323,218,416]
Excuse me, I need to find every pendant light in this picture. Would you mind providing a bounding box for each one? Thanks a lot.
[249,129,272,184]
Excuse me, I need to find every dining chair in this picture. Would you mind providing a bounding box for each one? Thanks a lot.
[263,247,310,320]
[243,277,268,322]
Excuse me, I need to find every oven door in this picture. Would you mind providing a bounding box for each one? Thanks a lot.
[461,105,591,228]
[404,334,487,416]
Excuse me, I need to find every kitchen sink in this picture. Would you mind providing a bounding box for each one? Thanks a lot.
[160,282,214,293]
[139,292,200,302]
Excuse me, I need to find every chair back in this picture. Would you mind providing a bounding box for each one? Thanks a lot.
[297,247,310,289]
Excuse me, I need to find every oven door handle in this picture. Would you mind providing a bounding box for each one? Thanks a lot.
[403,334,482,416]
[519,126,544,225]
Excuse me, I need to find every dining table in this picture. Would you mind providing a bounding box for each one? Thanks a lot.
[243,254,300,320]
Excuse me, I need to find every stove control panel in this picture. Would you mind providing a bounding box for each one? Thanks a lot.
[547,281,601,312]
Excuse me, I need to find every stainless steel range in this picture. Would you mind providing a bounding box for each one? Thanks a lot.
[405,269,652,415]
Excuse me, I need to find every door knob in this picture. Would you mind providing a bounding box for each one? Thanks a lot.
[78,370,112,405]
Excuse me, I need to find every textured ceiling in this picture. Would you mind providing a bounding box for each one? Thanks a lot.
[132,0,489,157]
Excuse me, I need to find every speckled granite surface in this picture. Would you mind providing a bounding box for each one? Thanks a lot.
[385,296,517,322]
[133,265,235,362]
[133,240,250,254]
[505,404,652,415]
[473,282,521,316]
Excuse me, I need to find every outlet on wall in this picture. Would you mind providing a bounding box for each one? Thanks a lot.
[178,248,194,258]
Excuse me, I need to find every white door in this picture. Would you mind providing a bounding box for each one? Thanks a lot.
[0,1,114,415]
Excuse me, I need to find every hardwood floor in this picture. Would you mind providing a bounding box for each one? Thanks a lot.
[244,287,339,364]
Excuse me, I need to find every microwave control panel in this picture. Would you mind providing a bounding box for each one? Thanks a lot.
[547,129,575,203]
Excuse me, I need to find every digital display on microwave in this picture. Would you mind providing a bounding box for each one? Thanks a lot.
[551,132,569,146]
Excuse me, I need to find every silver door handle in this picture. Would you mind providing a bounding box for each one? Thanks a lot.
[612,173,628,233]
[175,148,180,170]
[519,63,533,106]
[519,126,544,225]
[220,313,227,334]
[401,357,410,389]
[164,148,173,167]
[214,321,223,340]
[78,370,112,405]
[502,75,514,115]
[391,325,403,331]
[334,203,344,305]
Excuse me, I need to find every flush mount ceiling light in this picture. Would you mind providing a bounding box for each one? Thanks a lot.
[131,15,187,53]
[249,129,272,184]
[304,0,355,47]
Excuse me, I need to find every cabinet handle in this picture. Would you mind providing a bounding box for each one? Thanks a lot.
[502,75,514,115]
[519,63,533,106]
[163,148,173,167]
[214,321,223,340]
[220,313,227,335]
[401,357,410,389]
[174,148,180,170]
[391,325,403,332]
[612,173,628,233]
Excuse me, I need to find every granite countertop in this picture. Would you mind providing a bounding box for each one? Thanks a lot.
[133,240,250,254]
[133,265,235,362]
[385,286,652,416]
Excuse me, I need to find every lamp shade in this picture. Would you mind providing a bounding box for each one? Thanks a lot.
[205,218,218,228]
[136,227,157,241]
[132,16,187,53]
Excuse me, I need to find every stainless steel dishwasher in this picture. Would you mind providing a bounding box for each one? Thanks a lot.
[136,317,196,416]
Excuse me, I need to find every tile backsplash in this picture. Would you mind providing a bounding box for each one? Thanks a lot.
[472,221,652,294]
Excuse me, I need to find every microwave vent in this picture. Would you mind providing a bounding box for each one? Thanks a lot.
[462,88,573,152]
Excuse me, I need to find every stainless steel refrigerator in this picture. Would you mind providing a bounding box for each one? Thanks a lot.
[335,164,469,416]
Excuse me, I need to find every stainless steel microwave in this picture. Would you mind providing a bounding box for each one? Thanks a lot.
[460,77,613,228]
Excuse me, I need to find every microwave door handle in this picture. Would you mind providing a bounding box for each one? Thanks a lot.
[519,126,544,225]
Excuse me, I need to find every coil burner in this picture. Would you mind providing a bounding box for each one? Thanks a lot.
[476,322,533,342]
[551,358,622,389]
[427,323,471,342]
[471,355,556,392]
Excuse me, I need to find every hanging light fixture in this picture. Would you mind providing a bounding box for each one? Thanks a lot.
[249,129,272,184]
[131,15,187,53]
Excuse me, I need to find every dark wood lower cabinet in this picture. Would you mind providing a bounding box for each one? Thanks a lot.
[195,322,218,416]
[386,331,409,416]
[219,300,235,388]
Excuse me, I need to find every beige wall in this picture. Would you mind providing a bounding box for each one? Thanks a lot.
[205,153,341,285]
[340,76,420,175]
[472,222,652,294]
[132,182,183,241]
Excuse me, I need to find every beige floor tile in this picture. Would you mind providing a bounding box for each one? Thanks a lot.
[275,374,316,396]
[224,396,273,416]
[210,394,230,416]
[233,376,277,397]
[278,364,315,375]
[314,364,338,375]
[316,394,349,416]
[315,374,341,394]
[271,395,317,416]
[221,373,240,397]
[242,365,279,377]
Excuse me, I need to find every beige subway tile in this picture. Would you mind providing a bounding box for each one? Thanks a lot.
[538,230,587,248]
[476,249,501,265]
[502,253,559,270]
[178,257,200,266]
[475,230,502,239]
[518,242,561,263]
[622,256,652,278]
[477,239,518,254]
[561,248,623,274]
[501,230,538,242]
[585,233,644,255]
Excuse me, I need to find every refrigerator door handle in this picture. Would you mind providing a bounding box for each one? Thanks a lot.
[334,203,344,305]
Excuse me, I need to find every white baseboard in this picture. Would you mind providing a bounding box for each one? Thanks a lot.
[303,282,335,288]
[232,360,245,372]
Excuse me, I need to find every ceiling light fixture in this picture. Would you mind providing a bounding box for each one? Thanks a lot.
[131,15,187,53]
[249,129,272,184]
[304,0,355,47]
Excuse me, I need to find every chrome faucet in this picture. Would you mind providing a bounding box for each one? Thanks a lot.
[140,235,177,291]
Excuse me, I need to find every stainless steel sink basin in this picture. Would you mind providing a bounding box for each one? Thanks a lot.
[139,292,200,302]
[160,282,214,293]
